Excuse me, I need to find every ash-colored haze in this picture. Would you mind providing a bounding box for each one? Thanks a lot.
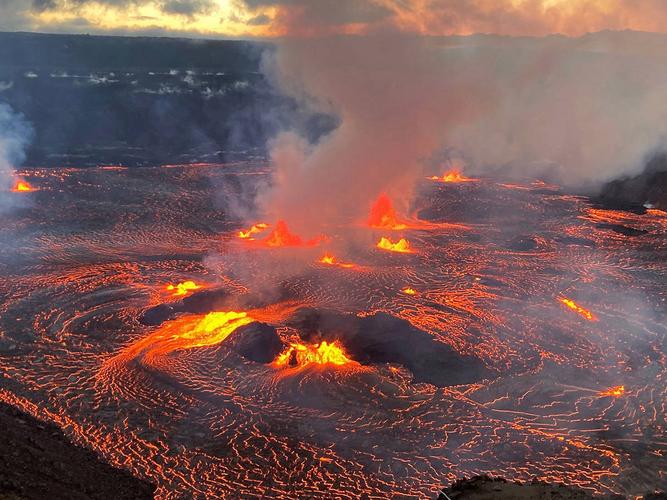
[261,31,667,232]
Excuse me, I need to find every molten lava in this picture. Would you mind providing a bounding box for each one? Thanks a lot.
[559,297,597,321]
[377,237,413,253]
[428,169,474,183]
[274,340,353,368]
[120,311,255,360]
[261,220,322,247]
[238,223,269,240]
[368,194,407,230]
[166,280,200,297]
[12,180,33,192]
[402,287,417,295]
[318,254,355,269]
[599,385,625,397]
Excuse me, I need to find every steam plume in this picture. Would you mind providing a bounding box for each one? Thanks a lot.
[260,31,667,232]
[0,102,33,212]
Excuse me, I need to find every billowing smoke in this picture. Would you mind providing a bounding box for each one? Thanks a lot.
[259,31,667,232]
[0,102,33,212]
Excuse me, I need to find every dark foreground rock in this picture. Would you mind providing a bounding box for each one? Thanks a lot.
[438,476,665,500]
[0,401,155,500]
[593,153,667,212]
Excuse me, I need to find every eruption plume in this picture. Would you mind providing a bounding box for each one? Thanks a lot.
[368,193,407,230]
[260,31,667,234]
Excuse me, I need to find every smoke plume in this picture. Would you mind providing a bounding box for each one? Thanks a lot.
[0,102,34,212]
[259,31,667,232]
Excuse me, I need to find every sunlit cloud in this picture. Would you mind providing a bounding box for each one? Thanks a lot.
[2,0,667,38]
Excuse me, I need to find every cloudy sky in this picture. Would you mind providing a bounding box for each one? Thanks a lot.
[2,0,667,39]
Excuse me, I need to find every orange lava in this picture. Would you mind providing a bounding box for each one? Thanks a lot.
[12,180,33,192]
[368,194,407,230]
[558,297,597,321]
[274,340,353,368]
[122,311,255,360]
[166,280,200,297]
[599,385,625,397]
[238,223,269,240]
[402,287,417,295]
[262,220,322,247]
[377,237,413,253]
[428,169,474,183]
[318,254,355,269]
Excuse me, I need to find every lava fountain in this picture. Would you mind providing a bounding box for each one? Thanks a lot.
[274,341,354,368]
[377,237,413,253]
[11,179,34,192]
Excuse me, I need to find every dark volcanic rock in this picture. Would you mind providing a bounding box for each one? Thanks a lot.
[0,401,154,500]
[288,308,492,386]
[228,322,285,363]
[438,475,625,500]
[594,153,667,212]
[595,223,648,237]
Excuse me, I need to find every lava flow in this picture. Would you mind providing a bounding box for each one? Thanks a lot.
[121,311,255,361]
[377,236,413,253]
[402,287,417,295]
[274,341,354,368]
[166,280,200,297]
[11,179,34,192]
[318,254,356,269]
[558,297,597,321]
[238,223,269,240]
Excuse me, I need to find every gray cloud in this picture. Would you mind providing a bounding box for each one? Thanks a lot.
[161,0,214,18]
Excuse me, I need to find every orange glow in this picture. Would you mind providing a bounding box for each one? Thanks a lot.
[238,223,269,240]
[121,311,255,360]
[261,220,322,247]
[377,237,413,253]
[12,180,33,192]
[318,254,355,269]
[368,193,407,230]
[402,287,417,295]
[599,385,625,397]
[428,170,474,183]
[165,280,200,297]
[559,297,597,321]
[274,340,353,368]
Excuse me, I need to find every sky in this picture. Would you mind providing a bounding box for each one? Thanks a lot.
[2,0,667,39]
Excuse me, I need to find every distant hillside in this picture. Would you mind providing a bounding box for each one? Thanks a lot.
[0,32,334,167]
[0,31,268,72]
